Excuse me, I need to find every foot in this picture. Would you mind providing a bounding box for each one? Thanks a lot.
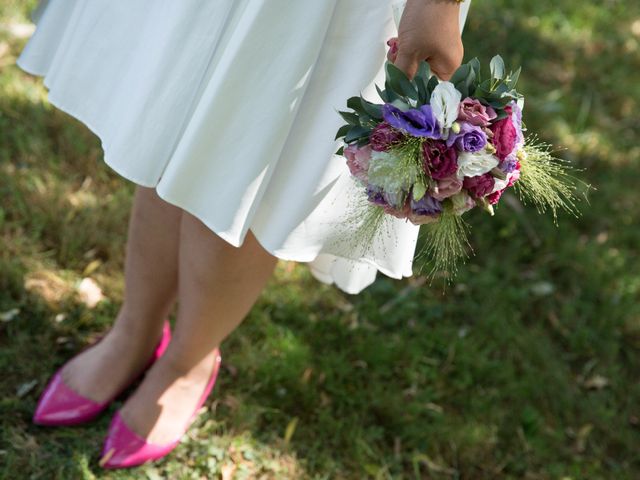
[116,348,220,444]
[60,317,166,404]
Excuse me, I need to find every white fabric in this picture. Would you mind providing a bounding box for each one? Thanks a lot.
[17,0,470,295]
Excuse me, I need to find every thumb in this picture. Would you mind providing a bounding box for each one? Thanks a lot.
[393,50,419,80]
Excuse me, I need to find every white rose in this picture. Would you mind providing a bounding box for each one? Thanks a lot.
[456,151,500,179]
[430,81,462,131]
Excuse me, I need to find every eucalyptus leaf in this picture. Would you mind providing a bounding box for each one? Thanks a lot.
[386,62,418,100]
[346,96,365,115]
[344,125,371,143]
[339,110,360,125]
[507,66,521,89]
[469,57,481,81]
[360,97,383,119]
[335,124,351,140]
[376,84,390,103]
[427,76,439,96]
[490,55,505,81]
[450,64,470,86]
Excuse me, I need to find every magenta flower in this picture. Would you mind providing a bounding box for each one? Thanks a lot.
[422,140,458,180]
[487,189,504,205]
[463,173,495,197]
[490,115,518,161]
[370,122,404,152]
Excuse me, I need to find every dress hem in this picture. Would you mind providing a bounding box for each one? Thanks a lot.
[16,57,414,295]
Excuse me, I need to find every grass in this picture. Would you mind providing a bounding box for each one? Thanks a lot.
[1,0,640,478]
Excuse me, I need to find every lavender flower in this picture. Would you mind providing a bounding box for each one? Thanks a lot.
[382,104,440,139]
[446,122,487,152]
[410,195,443,216]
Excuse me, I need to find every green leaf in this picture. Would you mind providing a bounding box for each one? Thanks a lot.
[346,96,365,114]
[376,84,390,103]
[335,124,351,140]
[390,98,411,111]
[412,180,428,201]
[335,146,345,156]
[417,60,431,80]
[386,62,418,100]
[469,57,481,81]
[339,110,360,125]
[360,97,383,120]
[490,55,505,81]
[427,76,439,97]
[507,66,521,89]
[450,64,471,86]
[344,126,371,143]
[416,61,432,104]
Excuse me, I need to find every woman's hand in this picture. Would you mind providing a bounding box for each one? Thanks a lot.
[394,0,464,80]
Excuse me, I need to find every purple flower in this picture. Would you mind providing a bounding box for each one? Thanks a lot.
[422,141,458,180]
[446,122,487,152]
[499,151,518,174]
[510,101,525,147]
[382,104,440,139]
[463,173,495,198]
[370,122,404,152]
[410,195,443,216]
[366,184,388,206]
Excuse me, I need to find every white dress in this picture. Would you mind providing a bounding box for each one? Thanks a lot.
[17,0,471,294]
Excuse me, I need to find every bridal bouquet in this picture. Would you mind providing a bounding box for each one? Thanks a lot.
[335,41,579,276]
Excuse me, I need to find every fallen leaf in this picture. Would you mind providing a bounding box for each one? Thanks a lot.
[283,417,299,446]
[582,374,609,390]
[573,423,593,453]
[76,277,104,308]
[0,308,19,322]
[16,379,38,398]
[82,259,102,276]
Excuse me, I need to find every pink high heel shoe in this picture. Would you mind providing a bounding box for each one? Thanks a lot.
[32,321,172,426]
[99,348,222,469]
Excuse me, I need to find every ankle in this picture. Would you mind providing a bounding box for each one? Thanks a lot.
[161,346,218,379]
[110,313,167,345]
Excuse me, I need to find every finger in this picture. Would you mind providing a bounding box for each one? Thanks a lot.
[428,45,464,81]
[394,51,419,80]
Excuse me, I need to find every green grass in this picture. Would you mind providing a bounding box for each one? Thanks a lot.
[1,0,640,478]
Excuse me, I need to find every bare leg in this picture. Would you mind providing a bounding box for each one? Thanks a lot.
[117,212,277,443]
[62,186,181,402]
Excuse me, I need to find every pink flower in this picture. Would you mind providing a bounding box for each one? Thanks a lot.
[463,173,495,197]
[490,116,518,161]
[487,189,505,205]
[387,38,399,63]
[344,144,372,183]
[431,175,463,201]
[423,141,458,180]
[507,166,521,187]
[370,122,404,152]
[457,98,497,127]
